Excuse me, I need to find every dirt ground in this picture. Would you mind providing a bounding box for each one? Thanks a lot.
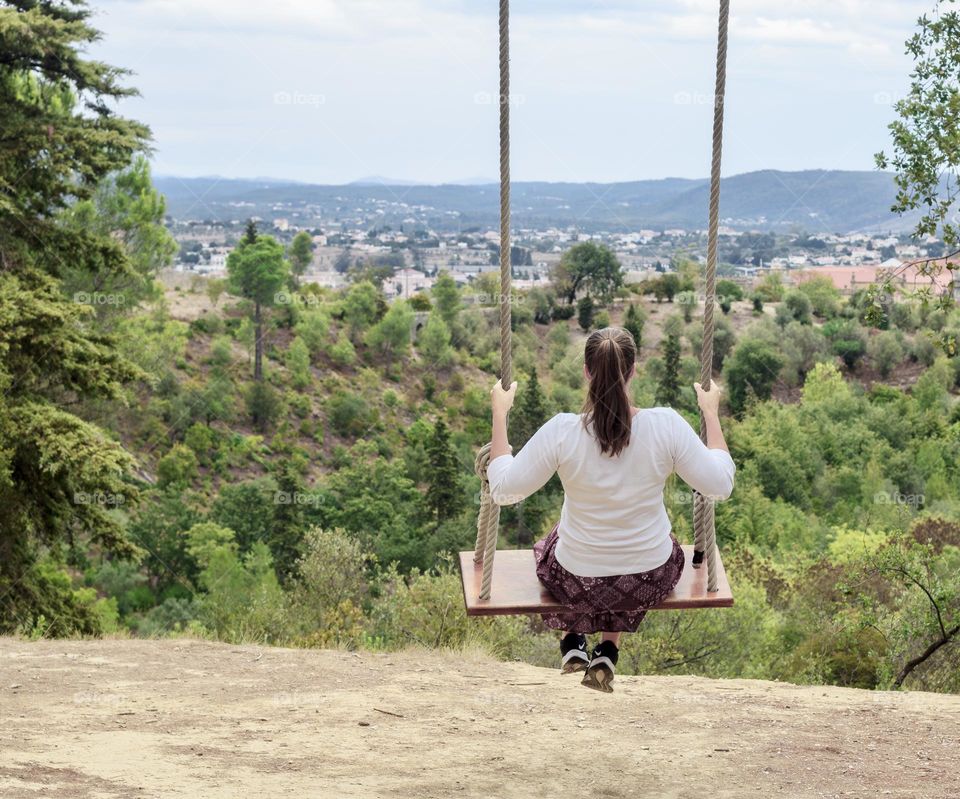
[1,638,958,799]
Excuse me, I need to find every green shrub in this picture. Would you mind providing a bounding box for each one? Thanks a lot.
[327,392,377,437]
[157,444,199,489]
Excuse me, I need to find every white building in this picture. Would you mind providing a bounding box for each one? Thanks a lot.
[386,268,433,300]
[305,271,347,290]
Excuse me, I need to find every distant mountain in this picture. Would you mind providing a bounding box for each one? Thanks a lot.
[154,170,918,234]
[446,177,498,186]
[349,176,426,187]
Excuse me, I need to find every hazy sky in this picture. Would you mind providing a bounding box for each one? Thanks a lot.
[88,0,933,184]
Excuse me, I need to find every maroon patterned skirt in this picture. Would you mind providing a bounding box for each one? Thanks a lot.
[533,524,685,634]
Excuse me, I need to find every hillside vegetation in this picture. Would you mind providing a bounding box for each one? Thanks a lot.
[2,0,958,705]
[12,242,960,694]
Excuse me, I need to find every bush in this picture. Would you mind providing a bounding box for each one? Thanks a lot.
[417,312,455,368]
[868,330,905,379]
[577,295,595,331]
[779,291,813,326]
[285,527,372,648]
[755,272,785,302]
[723,338,785,415]
[409,293,432,312]
[823,318,868,370]
[593,309,611,329]
[717,279,745,304]
[185,522,288,643]
[208,335,234,367]
[294,309,330,357]
[369,559,530,657]
[797,276,841,318]
[189,314,224,336]
[245,380,281,430]
[157,444,199,489]
[328,331,357,367]
[327,392,377,437]
[285,337,312,389]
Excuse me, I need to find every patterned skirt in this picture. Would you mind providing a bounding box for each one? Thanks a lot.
[533,525,685,634]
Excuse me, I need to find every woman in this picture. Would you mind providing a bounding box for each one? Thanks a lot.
[487,327,735,693]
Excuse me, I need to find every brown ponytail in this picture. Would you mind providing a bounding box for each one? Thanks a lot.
[582,326,637,457]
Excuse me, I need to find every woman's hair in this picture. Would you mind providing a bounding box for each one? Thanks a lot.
[581,326,637,457]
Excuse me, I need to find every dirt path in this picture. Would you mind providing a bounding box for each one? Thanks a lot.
[1,638,958,798]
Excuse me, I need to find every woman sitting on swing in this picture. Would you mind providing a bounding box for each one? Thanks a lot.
[487,326,735,693]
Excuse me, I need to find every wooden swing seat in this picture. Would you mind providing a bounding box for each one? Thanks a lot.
[458,546,733,617]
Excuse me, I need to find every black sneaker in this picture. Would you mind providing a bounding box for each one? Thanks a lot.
[559,632,589,674]
[581,640,618,693]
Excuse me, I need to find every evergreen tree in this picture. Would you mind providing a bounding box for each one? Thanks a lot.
[342,280,381,343]
[655,333,682,407]
[624,303,645,349]
[288,230,314,287]
[285,337,312,389]
[0,0,151,634]
[432,270,462,325]
[364,299,413,359]
[270,460,307,584]
[60,155,177,325]
[577,295,595,331]
[243,219,258,245]
[426,419,466,523]
[418,311,455,367]
[245,379,280,431]
[226,235,288,380]
[512,368,548,449]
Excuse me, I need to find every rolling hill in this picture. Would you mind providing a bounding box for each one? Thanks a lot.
[154,170,920,234]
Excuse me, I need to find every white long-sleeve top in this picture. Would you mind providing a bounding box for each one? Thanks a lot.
[486,408,736,577]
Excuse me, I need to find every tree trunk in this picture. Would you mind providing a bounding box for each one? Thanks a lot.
[894,624,960,688]
[254,301,263,381]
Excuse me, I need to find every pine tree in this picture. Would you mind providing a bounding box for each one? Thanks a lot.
[655,333,682,407]
[426,419,465,523]
[0,0,151,634]
[512,368,548,449]
[432,271,462,325]
[417,311,455,367]
[577,295,595,331]
[243,219,259,245]
[226,235,289,380]
[624,303,645,349]
[270,460,306,585]
[288,230,314,287]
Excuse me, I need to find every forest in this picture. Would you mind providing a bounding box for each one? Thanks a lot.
[1,0,959,697]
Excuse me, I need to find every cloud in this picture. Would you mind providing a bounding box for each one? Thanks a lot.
[87,0,933,183]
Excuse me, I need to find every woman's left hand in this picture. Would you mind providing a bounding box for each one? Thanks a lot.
[491,380,517,417]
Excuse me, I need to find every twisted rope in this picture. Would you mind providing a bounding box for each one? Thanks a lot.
[474,0,512,600]
[693,0,730,593]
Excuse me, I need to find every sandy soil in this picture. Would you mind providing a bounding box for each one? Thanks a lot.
[1,638,958,799]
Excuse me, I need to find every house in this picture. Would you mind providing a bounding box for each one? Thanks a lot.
[305,271,347,290]
[793,259,957,300]
[385,268,433,300]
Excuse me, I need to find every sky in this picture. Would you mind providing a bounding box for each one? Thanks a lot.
[87,0,935,185]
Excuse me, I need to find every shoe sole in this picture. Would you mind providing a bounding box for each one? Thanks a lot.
[560,658,588,674]
[581,665,614,693]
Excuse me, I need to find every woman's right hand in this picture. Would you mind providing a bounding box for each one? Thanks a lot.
[694,380,722,416]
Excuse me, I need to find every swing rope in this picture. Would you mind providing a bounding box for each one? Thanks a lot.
[693,0,730,593]
[473,0,512,600]
[474,0,730,600]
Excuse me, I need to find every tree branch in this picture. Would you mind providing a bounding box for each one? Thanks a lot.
[894,624,960,688]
